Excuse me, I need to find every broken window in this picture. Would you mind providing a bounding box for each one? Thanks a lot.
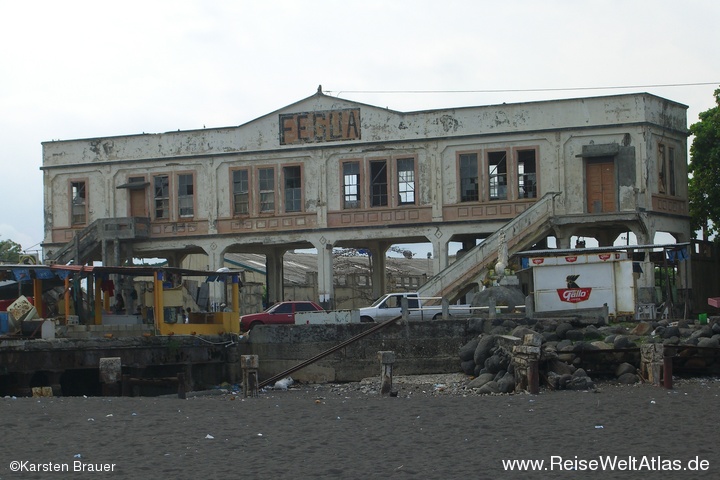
[232,169,250,215]
[517,149,537,199]
[658,144,667,194]
[154,175,170,219]
[668,147,676,196]
[177,174,194,218]
[259,167,275,213]
[283,166,302,213]
[488,151,508,200]
[397,157,416,205]
[343,161,361,209]
[71,181,87,225]
[459,153,479,202]
[370,160,388,207]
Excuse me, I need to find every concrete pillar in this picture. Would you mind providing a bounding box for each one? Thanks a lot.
[241,355,259,398]
[312,239,335,310]
[431,237,450,274]
[99,357,122,396]
[378,351,396,395]
[633,228,656,304]
[266,248,285,305]
[368,242,390,299]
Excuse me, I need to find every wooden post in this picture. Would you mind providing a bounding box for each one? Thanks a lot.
[177,372,187,399]
[527,359,539,395]
[241,355,259,397]
[378,351,396,395]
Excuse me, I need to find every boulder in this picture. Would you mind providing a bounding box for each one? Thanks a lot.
[473,335,497,366]
[497,372,516,394]
[712,322,720,335]
[484,350,510,374]
[615,362,636,377]
[510,326,536,339]
[476,381,500,395]
[697,337,720,348]
[584,325,603,340]
[459,337,480,362]
[631,322,653,336]
[662,336,680,346]
[467,372,495,389]
[662,326,680,339]
[613,335,635,349]
[617,373,639,384]
[461,359,476,375]
[566,375,594,390]
[590,341,613,350]
[565,329,585,341]
[555,322,573,339]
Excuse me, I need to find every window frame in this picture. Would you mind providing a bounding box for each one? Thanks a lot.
[368,158,389,208]
[282,164,303,213]
[153,174,171,220]
[257,166,276,214]
[515,147,538,200]
[231,168,251,216]
[458,151,480,203]
[395,156,417,206]
[487,149,509,201]
[341,160,362,209]
[70,179,88,226]
[177,172,195,219]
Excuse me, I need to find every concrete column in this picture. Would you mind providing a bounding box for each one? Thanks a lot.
[241,355,259,398]
[633,228,656,304]
[265,248,285,305]
[368,242,390,299]
[431,237,450,274]
[378,351,396,396]
[312,239,335,310]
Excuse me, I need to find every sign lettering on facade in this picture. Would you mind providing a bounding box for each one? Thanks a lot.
[279,108,361,145]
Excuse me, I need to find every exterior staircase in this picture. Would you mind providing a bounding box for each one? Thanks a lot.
[418,192,561,303]
[48,217,151,266]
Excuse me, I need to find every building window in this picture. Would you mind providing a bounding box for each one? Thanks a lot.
[258,167,275,213]
[488,151,508,201]
[658,144,667,194]
[154,175,170,219]
[397,157,416,205]
[232,169,250,215]
[517,150,537,199]
[343,161,361,209]
[459,153,479,202]
[177,174,194,218]
[668,147,676,196]
[71,181,87,225]
[370,160,388,207]
[283,166,302,213]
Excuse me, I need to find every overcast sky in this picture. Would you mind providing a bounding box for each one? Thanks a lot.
[1,0,718,255]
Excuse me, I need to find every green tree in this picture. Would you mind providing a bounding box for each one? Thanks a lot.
[0,238,22,263]
[688,88,720,239]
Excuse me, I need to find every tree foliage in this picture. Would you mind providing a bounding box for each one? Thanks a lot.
[0,238,22,263]
[688,88,720,239]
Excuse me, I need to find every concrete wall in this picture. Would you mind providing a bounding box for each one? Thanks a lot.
[239,320,474,383]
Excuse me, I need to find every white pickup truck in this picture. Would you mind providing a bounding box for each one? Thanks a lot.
[358,292,471,323]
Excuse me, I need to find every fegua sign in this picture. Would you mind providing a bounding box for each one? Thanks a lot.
[556,288,592,303]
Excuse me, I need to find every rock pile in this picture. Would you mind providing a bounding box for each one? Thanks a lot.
[458,316,720,394]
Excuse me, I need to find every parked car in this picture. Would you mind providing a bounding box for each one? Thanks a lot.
[240,301,324,330]
[358,292,471,322]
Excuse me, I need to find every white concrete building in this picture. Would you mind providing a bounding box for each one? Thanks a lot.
[41,88,690,308]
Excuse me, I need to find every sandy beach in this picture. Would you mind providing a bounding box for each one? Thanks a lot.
[1,376,718,480]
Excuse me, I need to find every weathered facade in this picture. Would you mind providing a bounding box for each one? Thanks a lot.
[41,89,690,307]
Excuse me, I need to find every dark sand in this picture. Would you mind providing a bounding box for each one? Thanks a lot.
[1,378,718,480]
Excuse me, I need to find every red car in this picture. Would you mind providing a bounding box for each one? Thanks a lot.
[240,301,324,330]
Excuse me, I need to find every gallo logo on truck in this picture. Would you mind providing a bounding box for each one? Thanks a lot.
[557,274,592,303]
